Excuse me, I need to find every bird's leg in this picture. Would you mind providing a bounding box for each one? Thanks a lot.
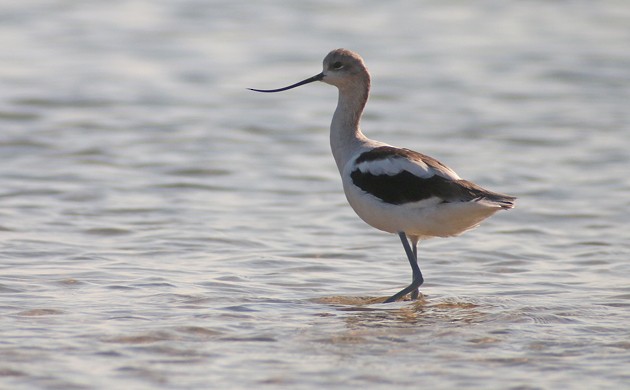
[410,238,420,300]
[384,232,424,303]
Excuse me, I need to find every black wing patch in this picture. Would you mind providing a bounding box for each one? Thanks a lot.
[351,170,464,205]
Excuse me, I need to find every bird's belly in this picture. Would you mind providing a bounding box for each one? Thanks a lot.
[343,181,501,238]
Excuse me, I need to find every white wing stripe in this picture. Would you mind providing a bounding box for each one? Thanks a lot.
[356,156,434,178]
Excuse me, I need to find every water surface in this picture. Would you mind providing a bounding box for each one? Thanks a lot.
[1,1,629,389]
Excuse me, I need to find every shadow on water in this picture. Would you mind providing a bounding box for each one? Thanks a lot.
[312,294,485,328]
[305,294,493,353]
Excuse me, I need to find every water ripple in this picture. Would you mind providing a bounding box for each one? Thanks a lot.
[1,1,629,389]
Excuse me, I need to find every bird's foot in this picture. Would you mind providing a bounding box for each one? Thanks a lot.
[384,287,422,303]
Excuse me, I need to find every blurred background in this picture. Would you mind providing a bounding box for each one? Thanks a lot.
[1,1,629,389]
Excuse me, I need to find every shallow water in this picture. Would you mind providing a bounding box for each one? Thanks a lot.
[2,1,630,389]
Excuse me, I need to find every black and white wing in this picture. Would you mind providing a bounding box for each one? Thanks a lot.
[350,146,515,208]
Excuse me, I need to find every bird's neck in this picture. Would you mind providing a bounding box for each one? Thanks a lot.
[329,86,369,173]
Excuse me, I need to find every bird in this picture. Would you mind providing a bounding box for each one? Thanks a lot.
[249,48,515,303]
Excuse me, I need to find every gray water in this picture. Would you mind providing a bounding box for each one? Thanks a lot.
[2,1,630,389]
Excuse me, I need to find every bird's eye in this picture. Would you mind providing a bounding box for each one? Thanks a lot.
[332,61,344,70]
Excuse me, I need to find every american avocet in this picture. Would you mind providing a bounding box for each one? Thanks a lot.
[250,49,515,303]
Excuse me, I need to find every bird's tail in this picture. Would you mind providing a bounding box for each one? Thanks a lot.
[477,192,516,210]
